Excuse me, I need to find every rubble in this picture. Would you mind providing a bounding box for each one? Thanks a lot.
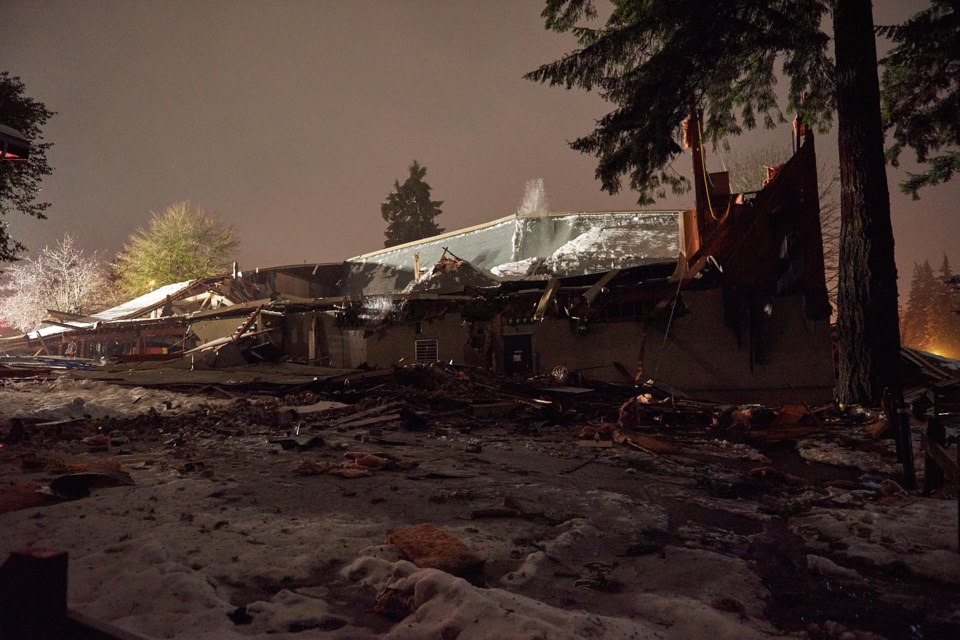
[0,364,957,639]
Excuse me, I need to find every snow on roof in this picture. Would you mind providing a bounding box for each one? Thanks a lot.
[92,280,198,321]
[23,279,199,340]
[495,222,679,279]
[343,211,681,295]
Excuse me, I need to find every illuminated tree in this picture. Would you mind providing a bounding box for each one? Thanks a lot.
[113,202,238,297]
[933,254,960,357]
[381,161,444,248]
[0,235,115,332]
[901,260,937,352]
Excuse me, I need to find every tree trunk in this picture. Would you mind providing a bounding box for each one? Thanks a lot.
[833,0,901,404]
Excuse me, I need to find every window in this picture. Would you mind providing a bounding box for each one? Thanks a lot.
[415,339,439,362]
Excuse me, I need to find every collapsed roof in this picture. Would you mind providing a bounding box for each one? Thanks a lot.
[341,210,681,296]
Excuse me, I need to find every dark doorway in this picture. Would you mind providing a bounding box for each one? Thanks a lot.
[503,334,533,376]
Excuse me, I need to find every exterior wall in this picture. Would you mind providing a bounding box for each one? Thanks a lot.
[643,289,833,402]
[501,289,834,403]
[272,267,341,298]
[302,290,833,403]
[316,314,367,368]
[363,313,470,367]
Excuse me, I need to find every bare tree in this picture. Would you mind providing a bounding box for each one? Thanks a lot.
[0,235,116,332]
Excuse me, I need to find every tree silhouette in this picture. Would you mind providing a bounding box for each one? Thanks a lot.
[0,71,54,261]
[901,260,937,351]
[381,161,444,248]
[880,0,960,198]
[527,0,902,403]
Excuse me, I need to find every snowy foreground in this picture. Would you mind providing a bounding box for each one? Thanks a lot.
[1,378,958,639]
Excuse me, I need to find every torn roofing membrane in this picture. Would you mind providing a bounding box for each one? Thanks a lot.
[342,211,681,295]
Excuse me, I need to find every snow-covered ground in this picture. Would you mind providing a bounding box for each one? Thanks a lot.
[0,377,230,421]
[1,379,958,639]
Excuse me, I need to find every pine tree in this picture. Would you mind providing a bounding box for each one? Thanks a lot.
[933,254,960,357]
[880,0,960,198]
[0,72,54,261]
[902,260,937,352]
[381,161,444,248]
[527,0,902,403]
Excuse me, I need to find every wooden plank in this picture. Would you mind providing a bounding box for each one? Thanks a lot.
[336,413,402,429]
[583,269,620,306]
[330,401,406,426]
[533,278,560,320]
[619,433,681,454]
[922,432,959,486]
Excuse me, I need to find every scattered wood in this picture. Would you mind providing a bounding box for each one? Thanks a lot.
[330,402,406,426]
[278,399,349,415]
[615,432,680,455]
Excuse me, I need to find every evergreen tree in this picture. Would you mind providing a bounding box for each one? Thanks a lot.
[934,254,960,357]
[527,0,901,403]
[381,161,444,248]
[880,0,960,199]
[901,260,937,352]
[0,72,54,261]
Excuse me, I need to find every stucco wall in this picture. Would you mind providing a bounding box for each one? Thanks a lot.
[363,314,470,367]
[501,289,834,403]
[316,314,367,368]
[305,289,834,403]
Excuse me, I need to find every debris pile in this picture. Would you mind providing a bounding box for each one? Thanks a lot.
[0,363,957,639]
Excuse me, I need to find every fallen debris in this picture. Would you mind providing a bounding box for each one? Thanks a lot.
[269,435,325,451]
[48,469,134,500]
[1,358,957,639]
[385,523,485,584]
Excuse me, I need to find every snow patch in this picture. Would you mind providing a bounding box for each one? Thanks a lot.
[0,378,230,420]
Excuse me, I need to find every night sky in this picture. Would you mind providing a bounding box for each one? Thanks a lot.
[2,0,957,290]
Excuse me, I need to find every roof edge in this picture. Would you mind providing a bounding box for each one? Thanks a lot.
[347,209,683,262]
